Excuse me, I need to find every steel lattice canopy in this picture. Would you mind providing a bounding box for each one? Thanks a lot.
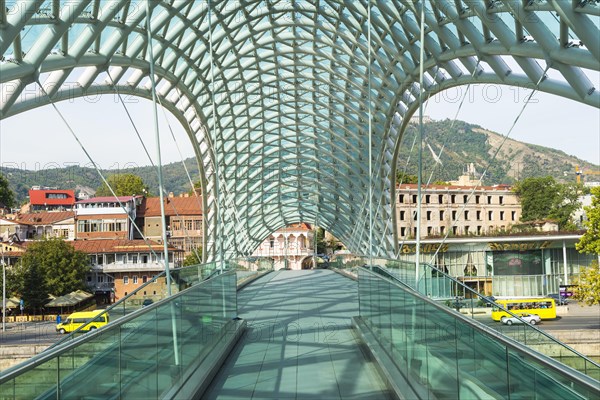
[1,1,599,260]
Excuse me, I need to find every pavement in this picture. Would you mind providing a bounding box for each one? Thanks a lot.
[561,301,600,317]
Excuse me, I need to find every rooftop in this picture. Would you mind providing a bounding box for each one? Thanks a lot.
[139,196,202,217]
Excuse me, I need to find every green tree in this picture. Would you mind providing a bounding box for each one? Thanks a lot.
[573,261,600,306]
[95,173,150,197]
[396,172,418,184]
[187,180,202,196]
[513,177,581,230]
[182,247,203,266]
[0,173,15,208]
[14,238,90,301]
[576,186,600,254]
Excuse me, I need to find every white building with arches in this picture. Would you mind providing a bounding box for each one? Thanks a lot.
[252,223,315,270]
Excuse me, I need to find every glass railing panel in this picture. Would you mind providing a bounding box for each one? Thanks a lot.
[57,328,122,399]
[365,256,600,378]
[0,272,238,400]
[466,328,510,398]
[2,357,59,399]
[358,266,599,399]
[423,300,460,400]
[48,261,226,351]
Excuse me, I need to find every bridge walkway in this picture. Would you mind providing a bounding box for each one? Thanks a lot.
[204,270,392,399]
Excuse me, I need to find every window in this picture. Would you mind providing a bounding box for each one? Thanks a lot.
[439,210,444,220]
[399,194,404,203]
[463,195,468,204]
[427,226,433,235]
[426,211,432,221]
[98,275,104,283]
[440,226,446,235]
[124,276,129,285]
[451,195,456,203]
[464,226,470,235]
[133,276,138,284]
[86,275,92,283]
[400,211,405,221]
[488,211,493,220]
[142,275,148,283]
[452,226,458,235]
[487,196,492,204]
[412,195,417,203]
[464,211,469,220]
[400,227,406,237]
[500,211,505,221]
[476,211,482,220]
[452,211,457,220]
[499,196,504,205]
[438,194,444,204]
[413,211,417,221]
[46,193,68,199]
[425,195,430,204]
[475,195,480,204]
[477,226,482,235]
[269,237,275,248]
[512,211,517,221]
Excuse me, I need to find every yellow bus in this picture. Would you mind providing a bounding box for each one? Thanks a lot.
[491,298,556,321]
[56,310,109,334]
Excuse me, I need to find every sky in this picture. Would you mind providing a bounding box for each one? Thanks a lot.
[0,83,598,176]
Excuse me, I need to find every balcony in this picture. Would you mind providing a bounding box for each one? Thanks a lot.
[91,262,168,273]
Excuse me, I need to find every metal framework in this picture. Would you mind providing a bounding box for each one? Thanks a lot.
[1,1,599,260]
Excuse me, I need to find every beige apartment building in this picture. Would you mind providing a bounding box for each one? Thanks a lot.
[396,183,521,240]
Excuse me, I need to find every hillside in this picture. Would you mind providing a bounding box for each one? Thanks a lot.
[2,119,598,204]
[396,119,598,185]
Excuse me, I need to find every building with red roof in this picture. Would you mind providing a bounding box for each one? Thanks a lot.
[71,239,182,303]
[28,188,75,212]
[138,195,203,257]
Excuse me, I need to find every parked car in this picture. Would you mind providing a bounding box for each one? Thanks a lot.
[501,313,541,326]
[141,299,154,307]
[547,293,568,305]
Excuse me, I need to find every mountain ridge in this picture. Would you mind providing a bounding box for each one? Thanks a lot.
[2,119,598,204]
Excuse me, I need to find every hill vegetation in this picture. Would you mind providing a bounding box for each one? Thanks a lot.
[2,119,597,204]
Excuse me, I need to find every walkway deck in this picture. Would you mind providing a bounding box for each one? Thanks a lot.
[204,270,391,399]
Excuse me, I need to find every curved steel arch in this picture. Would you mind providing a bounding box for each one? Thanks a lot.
[1,1,599,260]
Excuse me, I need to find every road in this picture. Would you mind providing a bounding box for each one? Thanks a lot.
[1,303,598,346]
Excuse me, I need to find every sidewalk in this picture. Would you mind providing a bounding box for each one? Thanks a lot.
[562,301,600,317]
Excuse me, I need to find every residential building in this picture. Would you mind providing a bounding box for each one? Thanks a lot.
[72,239,183,303]
[75,196,142,240]
[396,183,521,239]
[138,194,203,257]
[252,223,315,270]
[0,218,29,242]
[16,211,75,240]
[28,187,75,212]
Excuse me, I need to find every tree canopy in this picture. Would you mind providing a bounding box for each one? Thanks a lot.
[573,261,600,306]
[0,173,15,208]
[576,186,600,254]
[95,173,150,197]
[182,247,203,266]
[9,238,90,311]
[513,176,581,230]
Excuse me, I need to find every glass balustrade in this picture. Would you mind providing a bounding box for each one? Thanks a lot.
[332,255,600,380]
[357,266,599,399]
[0,272,238,399]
